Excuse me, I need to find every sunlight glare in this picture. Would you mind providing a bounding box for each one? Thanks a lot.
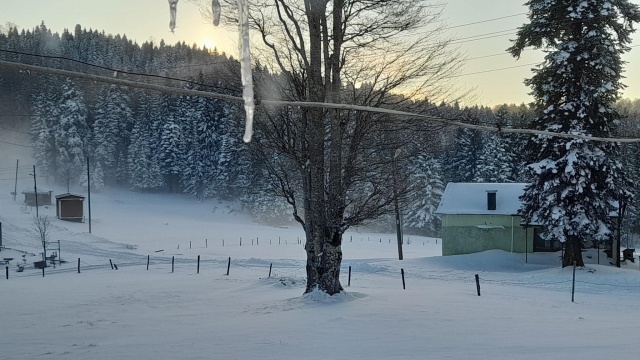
[200,37,216,51]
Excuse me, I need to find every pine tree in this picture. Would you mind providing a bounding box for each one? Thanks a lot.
[444,107,483,183]
[509,0,640,267]
[54,78,88,185]
[128,91,165,191]
[475,106,514,183]
[404,154,444,235]
[30,76,60,178]
[92,84,133,184]
[159,96,184,193]
[178,80,215,200]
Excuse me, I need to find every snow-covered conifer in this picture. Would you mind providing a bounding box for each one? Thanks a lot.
[509,0,640,266]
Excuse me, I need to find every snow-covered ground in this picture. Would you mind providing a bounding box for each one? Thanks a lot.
[1,179,640,359]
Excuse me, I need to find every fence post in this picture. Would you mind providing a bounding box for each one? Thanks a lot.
[226,257,231,275]
[5,266,7,280]
[109,259,114,270]
[348,266,351,286]
[190,241,192,249]
[77,258,80,273]
[257,237,259,245]
[172,256,175,273]
[269,263,272,277]
[197,255,200,274]
[147,255,150,270]
[401,268,406,289]
[240,237,242,246]
[571,261,576,303]
[206,239,208,248]
[42,266,45,277]
[475,274,481,296]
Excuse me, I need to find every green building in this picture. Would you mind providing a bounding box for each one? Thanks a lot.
[436,183,559,256]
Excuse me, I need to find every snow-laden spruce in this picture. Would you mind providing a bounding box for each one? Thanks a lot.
[509,0,640,267]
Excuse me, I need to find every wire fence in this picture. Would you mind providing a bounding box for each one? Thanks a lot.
[4,250,640,301]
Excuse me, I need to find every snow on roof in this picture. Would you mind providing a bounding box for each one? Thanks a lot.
[21,187,51,194]
[55,193,85,199]
[436,183,527,216]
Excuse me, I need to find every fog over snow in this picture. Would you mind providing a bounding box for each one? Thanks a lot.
[1,175,640,359]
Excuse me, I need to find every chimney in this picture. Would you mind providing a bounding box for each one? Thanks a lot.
[486,190,497,211]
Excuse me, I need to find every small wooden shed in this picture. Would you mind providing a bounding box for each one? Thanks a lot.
[55,193,85,222]
[22,188,52,207]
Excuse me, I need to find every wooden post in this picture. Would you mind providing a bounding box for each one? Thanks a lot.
[222,239,224,247]
[42,266,45,277]
[77,258,80,273]
[252,239,253,245]
[147,255,150,270]
[279,237,281,245]
[571,261,576,303]
[109,259,114,270]
[87,157,92,234]
[226,256,231,275]
[5,266,8,279]
[597,241,600,265]
[190,241,192,249]
[240,237,242,246]
[257,237,259,245]
[269,263,272,277]
[172,256,174,273]
[348,266,351,286]
[114,263,118,270]
[401,268,405,289]
[475,274,481,296]
[206,239,208,248]
[13,159,18,202]
[197,255,200,274]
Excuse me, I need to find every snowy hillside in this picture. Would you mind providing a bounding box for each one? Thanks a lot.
[1,183,640,359]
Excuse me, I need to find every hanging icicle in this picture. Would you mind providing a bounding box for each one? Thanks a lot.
[168,0,179,33]
[236,0,255,142]
[212,0,221,26]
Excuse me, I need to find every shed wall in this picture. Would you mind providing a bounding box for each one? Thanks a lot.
[441,214,534,256]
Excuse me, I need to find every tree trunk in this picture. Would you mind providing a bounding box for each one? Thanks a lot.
[563,235,584,267]
[305,233,343,295]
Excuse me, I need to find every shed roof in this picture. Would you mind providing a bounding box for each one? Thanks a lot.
[436,183,527,216]
[21,187,51,194]
[55,193,85,200]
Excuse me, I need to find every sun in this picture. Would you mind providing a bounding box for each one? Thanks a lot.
[200,38,216,51]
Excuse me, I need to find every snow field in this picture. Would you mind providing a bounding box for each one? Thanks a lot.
[1,182,640,359]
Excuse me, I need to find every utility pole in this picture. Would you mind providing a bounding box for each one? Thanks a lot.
[87,157,92,234]
[393,149,404,261]
[13,159,18,201]
[32,165,38,218]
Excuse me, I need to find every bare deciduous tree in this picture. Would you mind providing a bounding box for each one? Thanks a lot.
[191,0,463,295]
[32,215,52,262]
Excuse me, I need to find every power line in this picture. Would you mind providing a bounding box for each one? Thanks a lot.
[1,59,638,144]
[452,62,540,78]
[0,48,237,93]
[0,125,30,135]
[0,138,32,147]
[444,13,527,30]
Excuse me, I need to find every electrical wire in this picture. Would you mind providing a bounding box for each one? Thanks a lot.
[1,59,639,144]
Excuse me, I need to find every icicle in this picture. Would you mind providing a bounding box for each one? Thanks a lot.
[212,0,221,26]
[168,0,179,33]
[237,0,254,142]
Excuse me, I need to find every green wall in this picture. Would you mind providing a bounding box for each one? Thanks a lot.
[441,214,535,256]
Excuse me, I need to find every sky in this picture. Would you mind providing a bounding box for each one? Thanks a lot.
[1,0,640,106]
